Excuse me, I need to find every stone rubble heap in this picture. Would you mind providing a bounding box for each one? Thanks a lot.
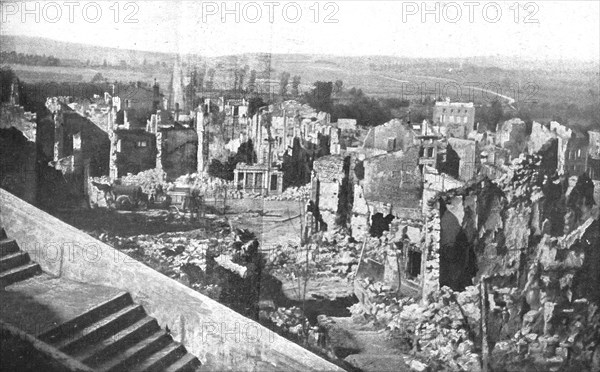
[97,226,262,302]
[120,168,168,194]
[349,285,483,372]
[265,184,312,201]
[266,228,370,281]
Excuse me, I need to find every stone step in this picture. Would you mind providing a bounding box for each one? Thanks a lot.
[130,342,186,372]
[0,238,19,257]
[55,304,146,354]
[75,316,159,366]
[39,292,133,344]
[0,262,41,287]
[0,251,30,272]
[164,353,202,372]
[96,331,171,372]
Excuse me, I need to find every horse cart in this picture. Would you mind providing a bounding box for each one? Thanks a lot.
[110,185,148,210]
[166,186,204,218]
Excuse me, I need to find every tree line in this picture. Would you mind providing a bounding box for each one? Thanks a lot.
[1,51,60,66]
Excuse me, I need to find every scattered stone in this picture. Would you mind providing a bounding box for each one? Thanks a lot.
[408,359,428,372]
[345,354,411,372]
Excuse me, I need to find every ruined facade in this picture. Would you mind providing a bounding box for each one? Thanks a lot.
[311,155,351,231]
[233,163,283,196]
[432,100,475,139]
[528,121,572,175]
[350,147,423,240]
[496,118,528,159]
[564,131,589,176]
[362,118,415,153]
[156,126,198,179]
[110,129,156,178]
[448,137,478,181]
[44,99,110,195]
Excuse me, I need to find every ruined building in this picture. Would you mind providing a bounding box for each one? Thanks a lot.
[362,118,416,155]
[310,155,352,231]
[447,137,479,181]
[419,146,599,370]
[0,103,37,204]
[110,129,156,178]
[43,98,110,199]
[432,99,476,139]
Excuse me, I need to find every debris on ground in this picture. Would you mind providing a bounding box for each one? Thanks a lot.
[265,184,312,201]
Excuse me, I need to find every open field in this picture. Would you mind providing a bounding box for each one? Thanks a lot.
[4,34,598,128]
[8,56,597,109]
[7,64,172,88]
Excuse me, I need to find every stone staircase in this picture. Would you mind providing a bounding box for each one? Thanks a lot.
[0,227,42,288]
[39,292,201,372]
[0,227,202,372]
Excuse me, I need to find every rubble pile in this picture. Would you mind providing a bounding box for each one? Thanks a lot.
[427,149,600,371]
[348,278,410,322]
[120,168,168,194]
[259,306,317,343]
[266,228,364,281]
[350,285,483,372]
[488,217,600,371]
[266,184,312,201]
[173,173,236,198]
[97,227,263,304]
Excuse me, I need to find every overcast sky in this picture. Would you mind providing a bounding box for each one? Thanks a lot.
[2,1,599,60]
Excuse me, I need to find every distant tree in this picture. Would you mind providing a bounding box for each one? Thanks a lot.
[304,81,333,113]
[248,96,267,117]
[205,68,216,90]
[381,97,410,109]
[190,66,198,88]
[334,80,343,94]
[235,139,257,165]
[261,53,272,76]
[142,58,147,66]
[0,67,19,103]
[279,71,291,96]
[197,64,206,90]
[248,69,257,91]
[476,100,504,131]
[330,86,392,126]
[91,73,105,83]
[291,75,301,96]
[232,69,239,91]
[103,59,108,67]
[238,65,249,92]
[207,139,257,180]
[282,137,312,188]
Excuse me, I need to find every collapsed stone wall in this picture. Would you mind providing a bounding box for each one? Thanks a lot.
[424,152,599,370]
